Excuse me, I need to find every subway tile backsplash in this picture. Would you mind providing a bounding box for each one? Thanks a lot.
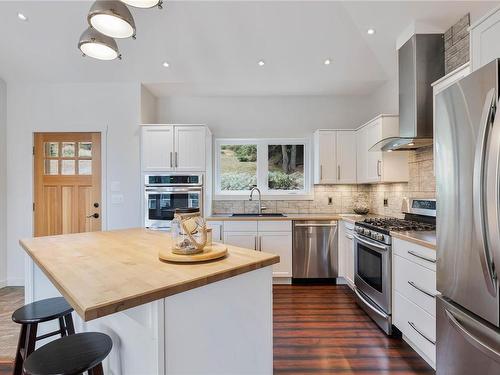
[212,146,435,218]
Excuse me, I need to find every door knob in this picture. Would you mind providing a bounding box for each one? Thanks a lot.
[87,213,99,219]
[94,202,99,208]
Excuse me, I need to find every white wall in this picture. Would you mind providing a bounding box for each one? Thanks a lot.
[365,77,399,118]
[6,82,142,285]
[156,94,376,137]
[141,85,158,124]
[0,78,6,287]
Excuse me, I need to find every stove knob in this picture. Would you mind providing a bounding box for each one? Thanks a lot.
[364,229,371,236]
[376,233,384,241]
[371,232,378,240]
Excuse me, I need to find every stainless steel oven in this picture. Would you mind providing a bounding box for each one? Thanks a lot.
[353,232,392,334]
[144,174,203,229]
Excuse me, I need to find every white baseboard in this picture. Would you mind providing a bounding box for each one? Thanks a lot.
[7,277,24,286]
[272,277,292,285]
[0,279,7,288]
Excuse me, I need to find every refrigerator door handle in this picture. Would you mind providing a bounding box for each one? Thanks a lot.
[473,88,498,295]
[445,308,500,362]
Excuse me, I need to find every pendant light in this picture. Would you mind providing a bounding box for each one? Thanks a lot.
[120,0,163,9]
[78,27,121,60]
[88,0,136,39]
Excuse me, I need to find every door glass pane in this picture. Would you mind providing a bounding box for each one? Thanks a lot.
[268,145,304,190]
[220,145,257,191]
[61,160,75,175]
[44,159,59,175]
[357,244,383,292]
[44,142,59,157]
[61,142,75,157]
[78,160,92,175]
[79,142,92,157]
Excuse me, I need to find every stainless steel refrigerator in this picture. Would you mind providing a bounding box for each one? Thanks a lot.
[435,59,500,374]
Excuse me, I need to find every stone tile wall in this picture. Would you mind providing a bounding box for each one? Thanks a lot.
[212,147,436,217]
[444,14,470,74]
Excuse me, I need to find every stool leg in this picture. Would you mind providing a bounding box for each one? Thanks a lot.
[58,317,67,337]
[24,323,38,360]
[64,313,76,335]
[13,324,27,375]
[88,363,104,375]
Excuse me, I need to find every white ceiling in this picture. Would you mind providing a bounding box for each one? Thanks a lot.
[0,1,497,96]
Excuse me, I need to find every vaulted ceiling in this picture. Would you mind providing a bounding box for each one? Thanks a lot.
[0,1,496,95]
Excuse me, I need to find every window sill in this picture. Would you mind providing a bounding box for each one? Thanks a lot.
[214,193,314,201]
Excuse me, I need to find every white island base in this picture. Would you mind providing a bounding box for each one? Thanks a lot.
[29,265,273,375]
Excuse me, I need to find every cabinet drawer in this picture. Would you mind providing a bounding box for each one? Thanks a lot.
[394,254,437,316]
[394,291,435,366]
[258,220,291,232]
[393,238,436,271]
[224,220,258,232]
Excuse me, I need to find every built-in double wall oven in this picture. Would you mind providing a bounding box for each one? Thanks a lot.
[353,232,392,334]
[144,174,203,230]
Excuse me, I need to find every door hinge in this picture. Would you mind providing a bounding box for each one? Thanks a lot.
[32,146,35,155]
[33,202,35,211]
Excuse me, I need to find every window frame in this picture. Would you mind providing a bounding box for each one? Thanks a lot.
[214,138,312,200]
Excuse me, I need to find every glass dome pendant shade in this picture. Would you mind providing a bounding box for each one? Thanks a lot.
[88,0,136,39]
[120,0,163,9]
[78,27,121,61]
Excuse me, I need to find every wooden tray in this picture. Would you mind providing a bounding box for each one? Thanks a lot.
[159,243,228,263]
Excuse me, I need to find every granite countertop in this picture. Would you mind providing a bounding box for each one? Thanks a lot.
[20,228,279,321]
[206,213,368,222]
[391,230,436,250]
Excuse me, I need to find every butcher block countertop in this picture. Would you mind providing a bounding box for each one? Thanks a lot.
[391,231,437,250]
[20,228,279,322]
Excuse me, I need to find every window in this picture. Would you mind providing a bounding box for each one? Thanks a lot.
[43,141,93,176]
[215,139,311,199]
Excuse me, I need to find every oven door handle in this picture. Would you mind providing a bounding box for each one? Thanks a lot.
[353,233,389,251]
[145,188,201,193]
[354,289,389,319]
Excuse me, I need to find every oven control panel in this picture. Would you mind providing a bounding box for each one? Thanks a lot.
[354,225,391,245]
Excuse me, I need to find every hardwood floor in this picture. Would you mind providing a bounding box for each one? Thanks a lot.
[273,285,435,374]
[0,287,24,374]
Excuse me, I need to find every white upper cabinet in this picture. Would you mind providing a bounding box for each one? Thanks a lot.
[356,115,409,184]
[174,126,207,171]
[470,6,500,71]
[141,125,175,172]
[141,124,209,172]
[314,130,356,184]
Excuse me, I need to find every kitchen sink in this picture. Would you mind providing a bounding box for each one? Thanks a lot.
[231,213,286,217]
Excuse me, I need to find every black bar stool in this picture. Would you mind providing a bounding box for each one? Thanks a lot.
[12,297,75,375]
[23,332,113,375]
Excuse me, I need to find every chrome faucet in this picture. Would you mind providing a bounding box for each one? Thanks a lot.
[249,186,266,214]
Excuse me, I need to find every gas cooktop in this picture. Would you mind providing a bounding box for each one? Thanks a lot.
[356,217,436,235]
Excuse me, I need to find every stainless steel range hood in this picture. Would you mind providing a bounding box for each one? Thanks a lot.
[371,34,444,152]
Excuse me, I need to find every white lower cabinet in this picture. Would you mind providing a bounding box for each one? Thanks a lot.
[217,220,292,279]
[338,220,355,289]
[223,231,258,250]
[393,238,436,369]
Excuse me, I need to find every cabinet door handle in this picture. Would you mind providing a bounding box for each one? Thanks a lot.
[377,160,382,177]
[320,165,323,181]
[408,281,436,298]
[175,152,178,168]
[170,152,173,168]
[259,236,262,251]
[337,165,340,180]
[254,236,257,250]
[408,250,436,263]
[408,321,435,345]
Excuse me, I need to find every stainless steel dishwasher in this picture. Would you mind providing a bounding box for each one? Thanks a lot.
[292,220,338,280]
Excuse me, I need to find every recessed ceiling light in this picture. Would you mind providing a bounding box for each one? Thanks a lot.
[162,61,169,68]
[408,142,415,146]
[367,28,376,35]
[17,12,28,21]
[324,59,331,65]
[258,60,265,67]
[387,149,393,152]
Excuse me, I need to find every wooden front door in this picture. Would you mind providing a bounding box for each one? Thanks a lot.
[34,132,101,237]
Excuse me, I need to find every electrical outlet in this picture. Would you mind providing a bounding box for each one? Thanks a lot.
[328,197,333,205]
[383,198,388,207]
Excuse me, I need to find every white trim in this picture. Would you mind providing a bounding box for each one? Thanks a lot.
[214,138,312,200]
[469,4,500,30]
[0,279,7,289]
[356,114,399,131]
[26,127,108,303]
[7,277,24,286]
[431,62,470,87]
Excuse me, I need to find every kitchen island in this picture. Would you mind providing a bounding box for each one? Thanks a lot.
[20,228,279,375]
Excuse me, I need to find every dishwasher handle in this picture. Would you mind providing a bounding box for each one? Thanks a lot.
[294,223,337,228]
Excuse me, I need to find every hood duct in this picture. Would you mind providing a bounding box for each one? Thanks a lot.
[371,34,444,152]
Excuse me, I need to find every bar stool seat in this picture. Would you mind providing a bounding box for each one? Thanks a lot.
[12,297,76,375]
[23,332,113,375]
[12,297,73,324]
